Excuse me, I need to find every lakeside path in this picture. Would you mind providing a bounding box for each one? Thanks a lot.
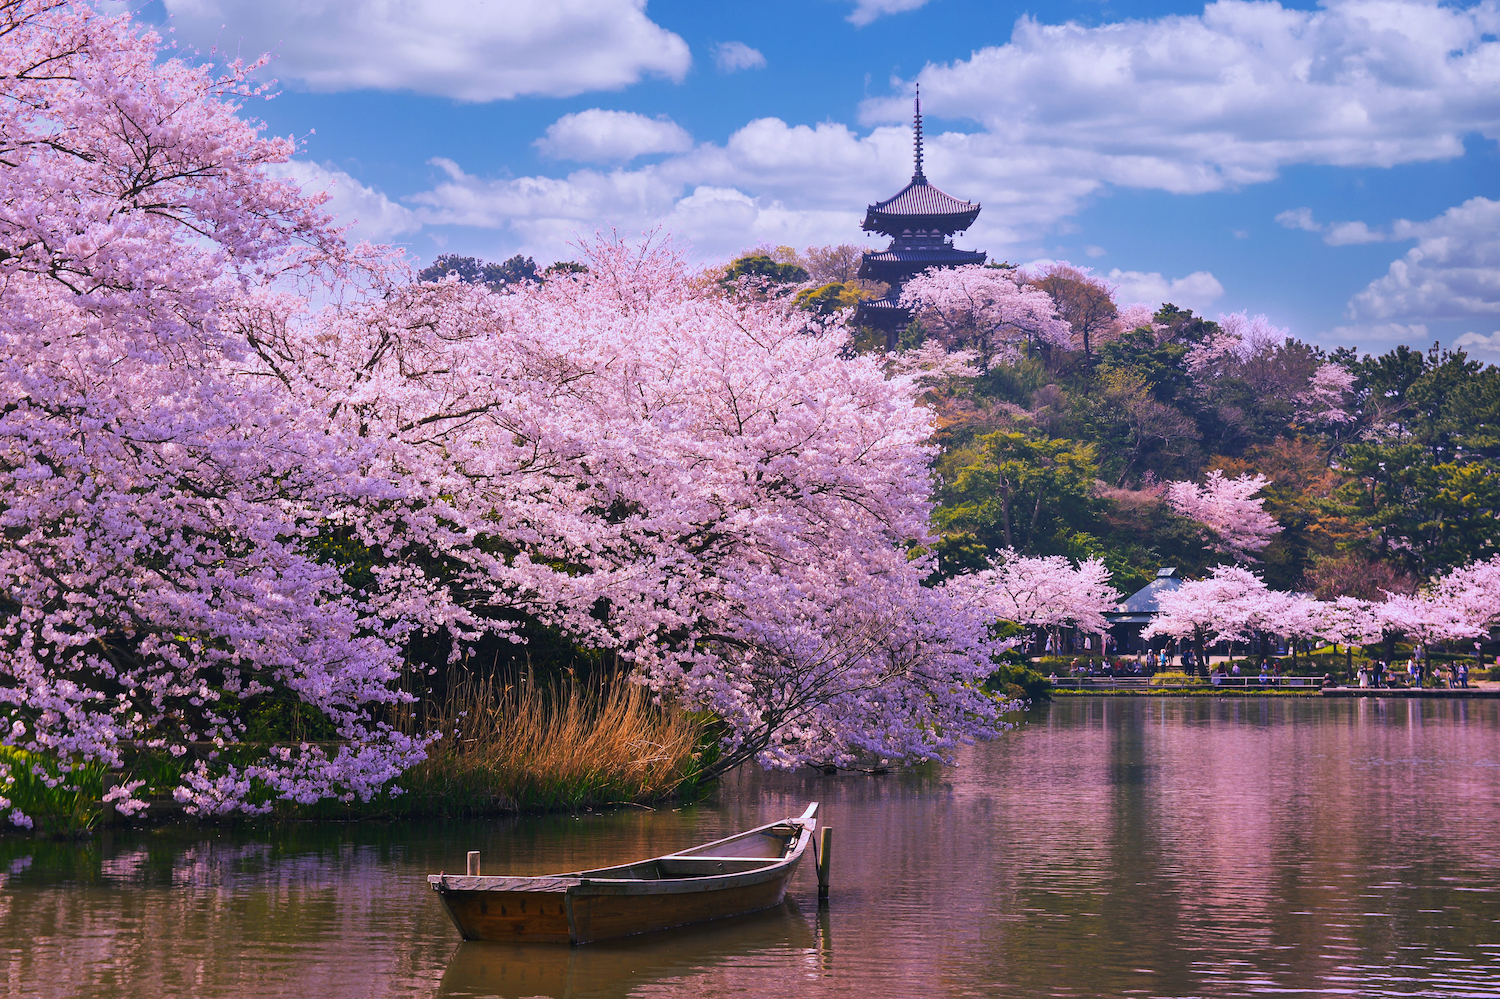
[1053,680,1500,698]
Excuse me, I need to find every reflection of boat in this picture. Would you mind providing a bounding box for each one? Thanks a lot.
[436,901,818,999]
[428,803,818,944]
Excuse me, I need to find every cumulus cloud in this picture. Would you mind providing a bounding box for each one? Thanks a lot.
[160,0,691,101]
[847,0,934,27]
[267,161,420,241]
[1275,208,1320,233]
[712,41,766,73]
[1276,208,1387,245]
[1454,331,1500,358]
[535,110,693,163]
[1106,268,1225,314]
[258,0,1500,278]
[862,0,1500,193]
[1349,197,1500,323]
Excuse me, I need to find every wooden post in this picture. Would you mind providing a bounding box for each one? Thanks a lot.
[466,851,480,876]
[816,827,832,901]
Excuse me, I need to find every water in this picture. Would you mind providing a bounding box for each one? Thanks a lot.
[4,697,1499,998]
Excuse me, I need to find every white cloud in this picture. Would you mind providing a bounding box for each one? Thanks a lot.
[1275,207,1320,233]
[1327,322,1433,352]
[1276,207,1387,245]
[267,161,420,241]
[1454,331,1500,358]
[273,0,1500,278]
[1083,245,1107,258]
[847,0,934,27]
[862,0,1500,193]
[1105,268,1225,314]
[160,0,691,101]
[1324,221,1385,246]
[712,41,766,73]
[1350,197,1500,323]
[535,110,693,163]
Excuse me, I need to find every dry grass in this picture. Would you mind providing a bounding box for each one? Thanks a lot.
[393,676,707,816]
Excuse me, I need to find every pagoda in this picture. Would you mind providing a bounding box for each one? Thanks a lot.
[854,87,986,348]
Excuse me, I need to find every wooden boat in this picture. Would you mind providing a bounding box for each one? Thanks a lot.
[428,803,818,945]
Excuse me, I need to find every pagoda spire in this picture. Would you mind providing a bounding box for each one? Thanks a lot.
[913,84,925,182]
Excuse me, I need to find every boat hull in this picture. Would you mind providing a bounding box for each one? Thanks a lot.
[431,804,818,944]
[435,859,802,944]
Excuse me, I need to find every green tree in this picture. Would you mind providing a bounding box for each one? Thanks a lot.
[720,253,809,289]
[794,281,866,316]
[934,431,1102,571]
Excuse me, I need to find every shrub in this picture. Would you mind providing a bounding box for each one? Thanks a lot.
[986,663,1052,703]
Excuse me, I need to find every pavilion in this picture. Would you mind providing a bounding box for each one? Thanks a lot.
[1104,567,1183,653]
[854,86,987,349]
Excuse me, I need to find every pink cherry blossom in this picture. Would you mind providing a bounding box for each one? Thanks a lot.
[899,264,1071,372]
[1166,470,1282,561]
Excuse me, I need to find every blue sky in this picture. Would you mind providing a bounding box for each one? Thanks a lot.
[118,0,1500,359]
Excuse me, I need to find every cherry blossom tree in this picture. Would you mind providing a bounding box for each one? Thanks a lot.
[1296,363,1357,426]
[1143,565,1271,673]
[0,0,427,818]
[900,264,1070,373]
[948,548,1117,651]
[1166,470,1282,561]
[0,2,1017,822]
[1314,596,1382,674]
[305,237,1018,776]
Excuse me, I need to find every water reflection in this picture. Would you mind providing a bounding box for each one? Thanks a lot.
[2,697,1498,998]
[437,904,816,999]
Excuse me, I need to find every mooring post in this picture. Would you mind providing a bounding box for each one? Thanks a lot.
[816,827,833,901]
[466,851,480,877]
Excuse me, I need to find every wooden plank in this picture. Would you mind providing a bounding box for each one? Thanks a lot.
[567,870,795,944]
[436,890,574,943]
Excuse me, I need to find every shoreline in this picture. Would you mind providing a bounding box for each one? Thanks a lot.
[1053,687,1500,698]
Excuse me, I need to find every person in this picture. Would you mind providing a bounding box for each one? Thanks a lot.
[1258,664,1270,685]
[1358,665,1370,688]
[1211,668,1223,686]
[1408,658,1419,688]
[1232,661,1242,676]
[1459,661,1470,688]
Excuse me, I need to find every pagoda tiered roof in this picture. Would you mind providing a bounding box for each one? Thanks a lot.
[853,86,987,340]
[861,179,980,235]
[857,243,985,283]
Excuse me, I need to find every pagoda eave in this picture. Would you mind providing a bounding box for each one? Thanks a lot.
[861,207,980,234]
[858,248,986,282]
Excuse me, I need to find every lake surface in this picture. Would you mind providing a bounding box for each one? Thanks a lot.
[4,697,1500,998]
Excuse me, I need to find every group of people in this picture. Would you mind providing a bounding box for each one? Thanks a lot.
[1358,658,1472,688]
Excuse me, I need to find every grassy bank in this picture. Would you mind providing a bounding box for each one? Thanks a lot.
[2,679,710,837]
[376,676,709,818]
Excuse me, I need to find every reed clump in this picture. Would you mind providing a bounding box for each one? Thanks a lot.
[391,676,707,816]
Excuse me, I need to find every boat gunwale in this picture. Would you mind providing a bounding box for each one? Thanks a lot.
[427,804,818,897]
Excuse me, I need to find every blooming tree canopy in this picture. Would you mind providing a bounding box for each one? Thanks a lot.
[948,549,1117,634]
[1166,470,1282,561]
[1143,565,1273,655]
[900,264,1070,373]
[0,2,1016,821]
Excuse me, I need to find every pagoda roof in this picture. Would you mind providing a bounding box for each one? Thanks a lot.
[862,178,980,233]
[858,245,985,280]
